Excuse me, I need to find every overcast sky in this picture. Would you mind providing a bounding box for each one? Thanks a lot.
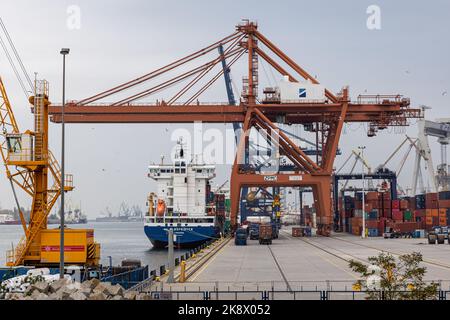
[0,0,449,217]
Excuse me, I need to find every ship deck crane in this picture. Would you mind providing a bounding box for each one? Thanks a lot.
[46,21,421,235]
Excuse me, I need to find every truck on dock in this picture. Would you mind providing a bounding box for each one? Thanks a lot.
[258,224,273,245]
[249,223,260,240]
[428,226,449,244]
[235,227,248,246]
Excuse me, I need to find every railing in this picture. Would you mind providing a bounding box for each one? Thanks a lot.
[146,288,448,300]
[356,94,404,104]
[7,147,34,162]
[61,101,235,107]
[64,174,73,188]
[102,266,149,290]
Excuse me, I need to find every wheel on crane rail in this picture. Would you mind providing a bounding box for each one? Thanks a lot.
[437,235,445,244]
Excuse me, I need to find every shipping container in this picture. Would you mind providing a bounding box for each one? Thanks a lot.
[292,227,303,237]
[403,210,413,221]
[392,209,403,221]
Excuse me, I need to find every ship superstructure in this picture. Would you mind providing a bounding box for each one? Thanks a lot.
[144,139,219,248]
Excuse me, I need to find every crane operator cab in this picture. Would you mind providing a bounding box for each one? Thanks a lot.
[5,131,34,164]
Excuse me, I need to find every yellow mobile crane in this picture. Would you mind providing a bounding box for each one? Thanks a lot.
[0,77,100,267]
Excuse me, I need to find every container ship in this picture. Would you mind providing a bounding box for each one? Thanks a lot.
[144,139,228,248]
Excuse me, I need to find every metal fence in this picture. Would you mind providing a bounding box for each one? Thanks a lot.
[146,289,450,300]
[102,266,149,289]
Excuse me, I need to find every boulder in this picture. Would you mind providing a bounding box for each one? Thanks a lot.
[82,278,100,290]
[33,281,50,294]
[30,290,48,300]
[88,292,107,300]
[6,293,23,300]
[48,291,64,300]
[49,278,71,293]
[93,282,121,296]
[108,284,124,296]
[59,286,77,300]
[136,293,152,300]
[68,291,88,300]
[79,286,92,296]
[124,291,138,300]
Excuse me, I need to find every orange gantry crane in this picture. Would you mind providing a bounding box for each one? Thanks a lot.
[48,21,421,236]
[0,77,100,266]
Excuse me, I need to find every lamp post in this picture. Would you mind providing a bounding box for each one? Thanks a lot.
[59,48,69,278]
[358,146,366,239]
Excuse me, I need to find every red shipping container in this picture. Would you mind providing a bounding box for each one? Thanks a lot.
[426,193,439,202]
[409,198,416,209]
[366,220,378,229]
[366,192,378,201]
[392,209,403,221]
[392,200,400,210]
[400,200,409,210]
[414,209,425,218]
[439,200,450,208]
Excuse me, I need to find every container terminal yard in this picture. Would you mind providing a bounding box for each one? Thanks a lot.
[0,2,449,303]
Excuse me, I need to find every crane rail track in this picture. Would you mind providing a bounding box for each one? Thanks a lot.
[182,236,232,282]
[267,235,292,292]
[280,229,367,264]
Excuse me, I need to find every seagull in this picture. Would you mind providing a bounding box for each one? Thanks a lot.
[405,70,410,74]
[443,91,448,96]
[165,128,169,132]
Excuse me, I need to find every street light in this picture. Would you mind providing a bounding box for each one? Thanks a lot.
[59,47,69,279]
[358,146,366,239]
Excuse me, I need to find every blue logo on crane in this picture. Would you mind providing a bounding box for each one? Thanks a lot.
[299,88,306,98]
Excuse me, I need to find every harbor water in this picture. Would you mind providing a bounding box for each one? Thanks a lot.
[0,221,188,271]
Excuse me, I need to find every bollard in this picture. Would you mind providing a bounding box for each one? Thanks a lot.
[160,265,166,276]
[175,258,180,266]
[181,255,185,261]
[179,261,186,283]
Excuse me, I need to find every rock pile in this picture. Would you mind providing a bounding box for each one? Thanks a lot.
[4,278,152,300]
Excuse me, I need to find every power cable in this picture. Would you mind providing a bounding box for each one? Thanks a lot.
[0,18,33,90]
[0,33,29,99]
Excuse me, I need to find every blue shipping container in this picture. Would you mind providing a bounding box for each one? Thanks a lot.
[368,228,378,237]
